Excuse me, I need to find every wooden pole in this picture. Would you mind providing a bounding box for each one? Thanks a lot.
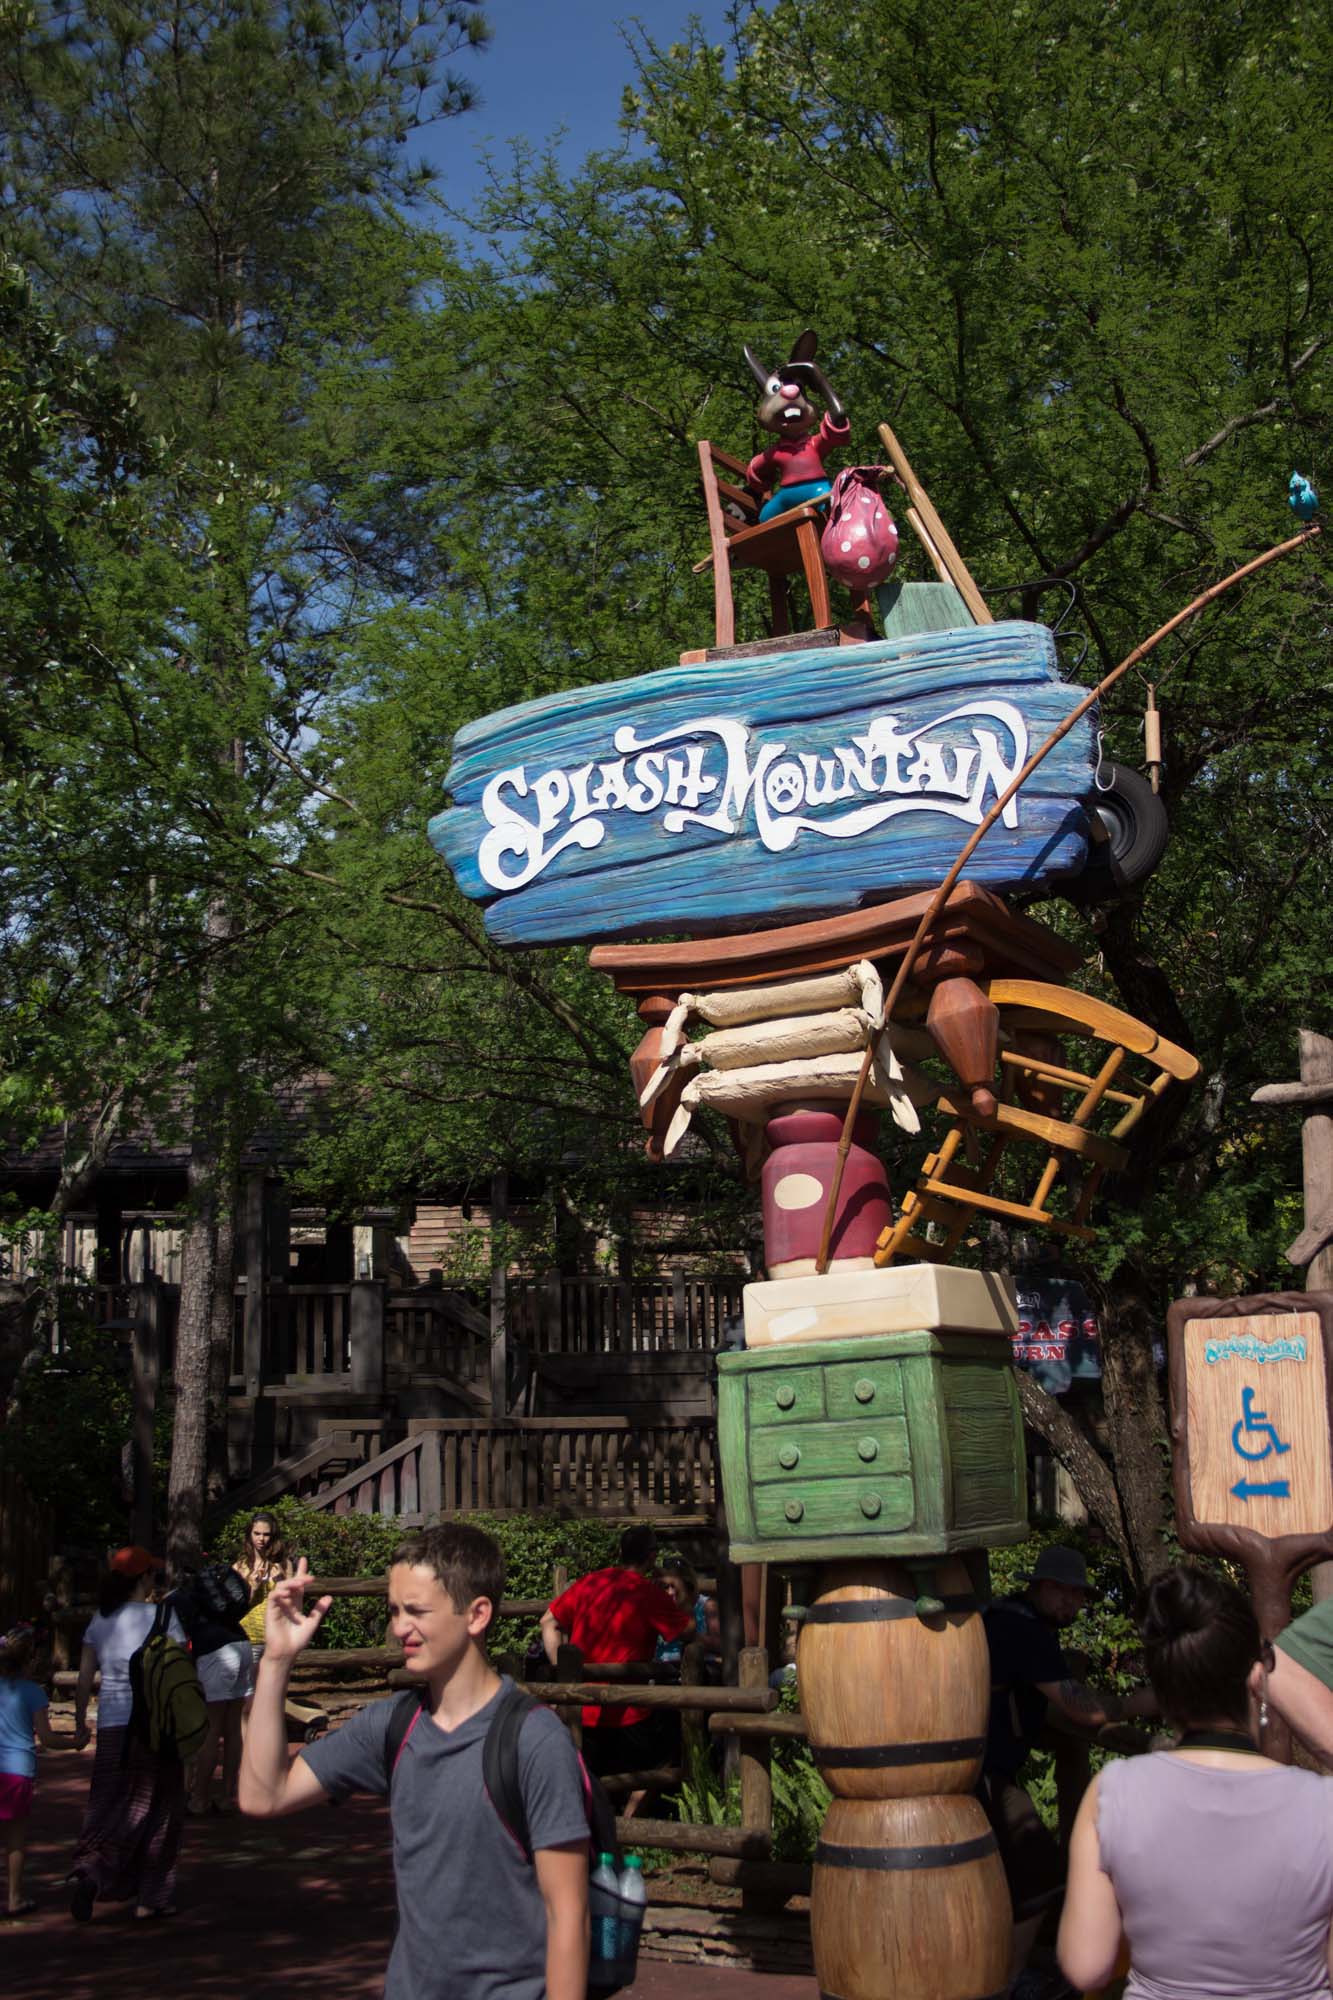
[813,521,1323,1273]
[1299,1032,1333,1296]
[1298,1033,1333,1612]
[877,422,994,625]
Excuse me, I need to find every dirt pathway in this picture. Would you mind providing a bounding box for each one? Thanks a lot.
[7,1754,818,2000]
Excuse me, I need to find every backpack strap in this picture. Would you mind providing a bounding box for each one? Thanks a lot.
[484,1685,616,1867]
[483,1683,539,1859]
[384,1689,428,1794]
[582,1758,620,1867]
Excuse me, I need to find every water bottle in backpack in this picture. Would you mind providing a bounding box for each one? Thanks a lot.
[617,1854,647,1980]
[590,1852,626,1990]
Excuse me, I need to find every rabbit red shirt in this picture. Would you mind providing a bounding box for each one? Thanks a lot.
[548,1567,693,1728]
[746,410,850,498]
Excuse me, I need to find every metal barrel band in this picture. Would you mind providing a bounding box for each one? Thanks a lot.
[814,1831,997,1871]
[811,1735,985,1769]
[800,1594,978,1625]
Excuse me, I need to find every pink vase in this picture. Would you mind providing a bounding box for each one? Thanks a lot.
[760,1107,894,1278]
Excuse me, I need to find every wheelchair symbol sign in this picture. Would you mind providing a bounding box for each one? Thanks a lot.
[1231,1387,1292,1462]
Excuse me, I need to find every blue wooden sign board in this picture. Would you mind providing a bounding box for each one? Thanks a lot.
[430,622,1097,946]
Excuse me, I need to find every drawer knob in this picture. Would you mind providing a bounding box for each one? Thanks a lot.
[857,1437,878,1462]
[784,1498,805,1522]
[779,1444,801,1470]
[774,1385,797,1410]
[860,1492,882,1519]
[853,1378,876,1404]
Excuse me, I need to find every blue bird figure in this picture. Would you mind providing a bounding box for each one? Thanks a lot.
[1289,471,1319,520]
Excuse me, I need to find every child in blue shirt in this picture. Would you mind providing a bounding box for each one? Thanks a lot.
[1,1621,86,1916]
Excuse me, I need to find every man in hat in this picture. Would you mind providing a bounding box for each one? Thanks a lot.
[981,1546,1156,1995]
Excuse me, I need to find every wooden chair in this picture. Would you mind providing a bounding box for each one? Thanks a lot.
[694,439,832,647]
[875,979,1200,1265]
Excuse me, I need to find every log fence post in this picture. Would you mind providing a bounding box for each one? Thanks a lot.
[737,1647,773,1906]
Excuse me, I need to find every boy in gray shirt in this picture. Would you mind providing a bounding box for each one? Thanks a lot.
[239,1524,589,2000]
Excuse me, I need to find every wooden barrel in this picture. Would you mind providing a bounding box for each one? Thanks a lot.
[799,1558,988,1797]
[812,1794,1011,2000]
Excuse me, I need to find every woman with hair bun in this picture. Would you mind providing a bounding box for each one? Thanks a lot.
[1058,1563,1333,1999]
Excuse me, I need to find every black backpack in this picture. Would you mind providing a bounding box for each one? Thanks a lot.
[383,1682,631,1996]
[173,1564,250,1639]
[184,1563,250,1627]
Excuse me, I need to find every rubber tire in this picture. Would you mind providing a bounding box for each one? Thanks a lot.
[1070,761,1169,902]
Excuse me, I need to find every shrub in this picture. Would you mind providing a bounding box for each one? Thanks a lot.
[212,1499,623,1652]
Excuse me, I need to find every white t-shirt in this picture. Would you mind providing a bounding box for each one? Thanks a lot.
[83,1601,185,1728]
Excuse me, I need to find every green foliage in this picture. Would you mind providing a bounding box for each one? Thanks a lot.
[769,1733,831,1866]
[0,1303,170,1550]
[668,1707,830,1865]
[672,1737,740,1830]
[212,1498,622,1652]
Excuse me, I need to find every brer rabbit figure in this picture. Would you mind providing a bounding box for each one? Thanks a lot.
[743,329,850,522]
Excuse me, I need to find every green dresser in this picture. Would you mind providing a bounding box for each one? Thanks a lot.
[717,1331,1027,1563]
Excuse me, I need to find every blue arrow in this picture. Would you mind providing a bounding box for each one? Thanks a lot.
[1231,1478,1290,1501]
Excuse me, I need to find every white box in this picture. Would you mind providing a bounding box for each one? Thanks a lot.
[743,1264,1019,1347]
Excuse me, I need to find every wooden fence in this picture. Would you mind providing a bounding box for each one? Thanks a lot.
[88,1268,743,1391]
[0,1462,53,1626]
[307,1417,717,1523]
[266,1575,795,1897]
[510,1273,745,1355]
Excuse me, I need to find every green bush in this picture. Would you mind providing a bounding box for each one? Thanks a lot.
[212,1499,623,1653]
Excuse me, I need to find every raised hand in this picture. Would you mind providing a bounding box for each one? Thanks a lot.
[261,1557,332,1665]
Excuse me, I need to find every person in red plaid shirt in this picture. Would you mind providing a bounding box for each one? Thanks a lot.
[540,1527,692,1776]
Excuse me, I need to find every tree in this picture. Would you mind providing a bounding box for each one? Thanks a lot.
[0,253,185,1398]
[0,0,491,1561]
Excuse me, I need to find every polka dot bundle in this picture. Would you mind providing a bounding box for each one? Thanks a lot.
[820,465,900,589]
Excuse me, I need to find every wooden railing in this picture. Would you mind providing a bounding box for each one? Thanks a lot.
[266,1284,351,1378]
[385,1290,488,1387]
[108,1267,742,1408]
[307,1417,717,1523]
[270,1602,797,1899]
[509,1272,745,1354]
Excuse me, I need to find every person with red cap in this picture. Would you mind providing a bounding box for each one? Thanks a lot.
[68,1547,187,1922]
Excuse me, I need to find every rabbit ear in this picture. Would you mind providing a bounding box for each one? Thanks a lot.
[743,343,773,389]
[789,328,819,364]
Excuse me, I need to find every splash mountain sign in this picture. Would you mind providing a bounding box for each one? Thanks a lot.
[430,622,1099,946]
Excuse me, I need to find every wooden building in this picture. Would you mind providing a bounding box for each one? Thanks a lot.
[1,1116,749,1535]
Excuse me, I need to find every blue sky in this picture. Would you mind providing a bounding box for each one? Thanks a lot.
[410,0,737,233]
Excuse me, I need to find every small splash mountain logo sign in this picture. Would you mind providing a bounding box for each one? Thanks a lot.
[431,623,1098,947]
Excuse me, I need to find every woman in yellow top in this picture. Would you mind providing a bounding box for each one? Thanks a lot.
[233,1515,294,1642]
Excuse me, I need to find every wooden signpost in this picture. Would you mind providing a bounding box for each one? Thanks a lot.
[1252,1028,1333,1604]
[431,622,1096,945]
[1167,1290,1333,1758]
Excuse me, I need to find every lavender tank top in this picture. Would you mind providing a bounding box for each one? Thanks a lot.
[1098,1752,1333,2000]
